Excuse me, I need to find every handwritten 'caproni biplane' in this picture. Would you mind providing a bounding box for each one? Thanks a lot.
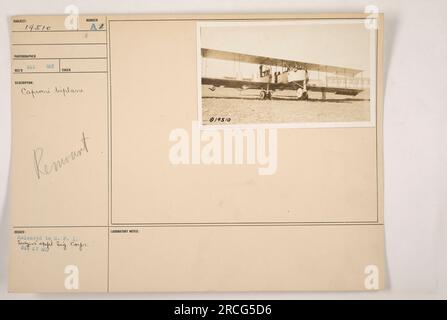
[201,48,368,101]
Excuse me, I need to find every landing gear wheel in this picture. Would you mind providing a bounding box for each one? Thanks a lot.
[260,90,267,100]
[296,88,308,100]
[302,91,308,100]
[266,91,272,100]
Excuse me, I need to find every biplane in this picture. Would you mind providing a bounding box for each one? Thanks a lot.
[201,48,368,101]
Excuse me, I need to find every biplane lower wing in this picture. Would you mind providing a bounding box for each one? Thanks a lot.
[202,48,363,76]
[202,77,363,97]
[306,84,364,96]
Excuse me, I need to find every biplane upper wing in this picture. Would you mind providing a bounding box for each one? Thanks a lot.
[201,48,363,76]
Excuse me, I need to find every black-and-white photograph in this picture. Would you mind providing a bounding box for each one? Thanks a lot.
[198,20,376,128]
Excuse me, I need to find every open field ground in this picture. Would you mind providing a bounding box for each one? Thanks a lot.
[201,86,371,125]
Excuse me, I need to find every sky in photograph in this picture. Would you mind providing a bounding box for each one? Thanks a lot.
[200,20,374,79]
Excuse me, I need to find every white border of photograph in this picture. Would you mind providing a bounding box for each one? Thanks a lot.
[196,19,377,130]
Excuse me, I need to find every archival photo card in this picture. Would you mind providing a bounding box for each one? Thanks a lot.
[198,19,377,128]
[8,13,384,293]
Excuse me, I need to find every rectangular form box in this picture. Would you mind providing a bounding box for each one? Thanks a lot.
[11,15,107,32]
[12,58,59,73]
[12,58,107,73]
[109,20,379,225]
[11,44,107,59]
[60,58,107,73]
[10,72,108,227]
[109,225,384,292]
[12,30,107,45]
[9,227,109,292]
